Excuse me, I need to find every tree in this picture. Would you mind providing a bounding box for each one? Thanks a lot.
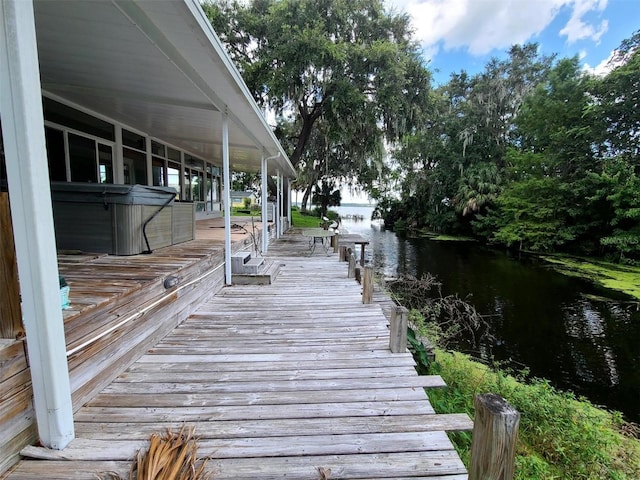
[204,0,432,210]
[381,44,552,235]
[589,157,640,262]
[473,149,577,251]
[586,30,640,158]
[311,180,342,218]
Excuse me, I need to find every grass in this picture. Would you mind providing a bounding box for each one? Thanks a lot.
[291,207,323,228]
[540,254,640,301]
[426,349,640,480]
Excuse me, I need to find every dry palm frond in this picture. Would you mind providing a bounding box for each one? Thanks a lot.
[317,466,332,479]
[97,426,212,480]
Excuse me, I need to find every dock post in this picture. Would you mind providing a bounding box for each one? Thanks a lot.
[362,266,373,304]
[347,250,356,278]
[389,305,408,353]
[469,393,520,480]
[332,233,339,253]
[339,245,348,262]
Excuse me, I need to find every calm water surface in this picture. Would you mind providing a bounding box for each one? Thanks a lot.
[336,206,640,423]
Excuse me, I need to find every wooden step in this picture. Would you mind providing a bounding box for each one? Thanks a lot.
[231,251,252,273]
[243,256,264,274]
[232,260,282,285]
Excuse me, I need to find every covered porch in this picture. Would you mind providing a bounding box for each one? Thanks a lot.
[0,0,295,471]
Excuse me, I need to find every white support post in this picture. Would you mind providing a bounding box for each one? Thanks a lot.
[287,178,292,227]
[0,0,74,449]
[145,136,153,186]
[222,109,232,285]
[114,125,124,184]
[276,169,281,239]
[180,150,186,199]
[261,153,269,253]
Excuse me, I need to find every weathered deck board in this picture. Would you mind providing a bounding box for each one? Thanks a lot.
[8,229,471,479]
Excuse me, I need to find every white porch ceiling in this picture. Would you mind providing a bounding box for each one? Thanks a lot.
[33,0,295,177]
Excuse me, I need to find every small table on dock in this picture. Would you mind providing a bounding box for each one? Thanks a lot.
[301,228,335,256]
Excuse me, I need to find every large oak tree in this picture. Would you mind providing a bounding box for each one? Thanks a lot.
[204,0,432,209]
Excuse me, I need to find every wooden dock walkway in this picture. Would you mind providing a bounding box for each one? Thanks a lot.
[6,230,471,479]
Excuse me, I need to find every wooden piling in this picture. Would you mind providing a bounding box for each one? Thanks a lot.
[469,393,520,480]
[332,233,339,253]
[362,266,373,304]
[339,245,348,262]
[389,305,408,353]
[347,250,356,278]
[0,193,24,339]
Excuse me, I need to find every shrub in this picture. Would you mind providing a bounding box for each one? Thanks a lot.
[427,350,640,479]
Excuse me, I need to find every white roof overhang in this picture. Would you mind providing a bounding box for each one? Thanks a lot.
[32,0,295,177]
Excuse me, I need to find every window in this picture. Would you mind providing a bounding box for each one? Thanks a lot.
[122,129,146,151]
[167,160,181,197]
[45,127,66,181]
[98,144,113,183]
[152,158,165,186]
[151,140,165,157]
[43,97,114,141]
[67,133,114,184]
[69,133,97,182]
[123,148,146,185]
[122,129,147,185]
[183,155,205,201]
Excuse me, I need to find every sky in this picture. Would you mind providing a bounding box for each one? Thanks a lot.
[343,0,639,203]
[383,0,640,84]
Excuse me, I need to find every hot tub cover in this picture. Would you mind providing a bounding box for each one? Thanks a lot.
[50,182,178,206]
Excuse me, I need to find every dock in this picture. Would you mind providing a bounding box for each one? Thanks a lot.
[5,228,471,479]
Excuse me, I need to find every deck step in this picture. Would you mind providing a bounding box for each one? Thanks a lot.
[232,259,282,285]
[243,256,264,274]
[230,251,252,273]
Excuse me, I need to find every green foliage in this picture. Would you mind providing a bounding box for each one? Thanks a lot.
[290,206,339,228]
[378,30,640,263]
[484,176,577,251]
[427,350,640,480]
[311,181,341,217]
[204,0,432,209]
[589,157,640,262]
[290,207,322,228]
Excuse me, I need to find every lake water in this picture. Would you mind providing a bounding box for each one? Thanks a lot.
[335,205,640,423]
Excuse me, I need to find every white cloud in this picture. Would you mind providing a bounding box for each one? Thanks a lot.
[559,0,608,44]
[385,0,609,57]
[583,47,624,76]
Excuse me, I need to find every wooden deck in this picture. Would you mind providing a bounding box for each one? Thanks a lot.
[6,229,471,479]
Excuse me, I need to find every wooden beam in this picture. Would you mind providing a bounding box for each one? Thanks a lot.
[469,393,520,480]
[362,266,374,304]
[347,249,356,278]
[0,193,23,339]
[390,305,408,353]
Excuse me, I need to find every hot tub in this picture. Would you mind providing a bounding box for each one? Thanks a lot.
[51,182,195,255]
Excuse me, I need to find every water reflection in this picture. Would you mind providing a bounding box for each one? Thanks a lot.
[336,207,640,422]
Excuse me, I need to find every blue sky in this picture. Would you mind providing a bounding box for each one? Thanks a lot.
[384,0,640,85]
